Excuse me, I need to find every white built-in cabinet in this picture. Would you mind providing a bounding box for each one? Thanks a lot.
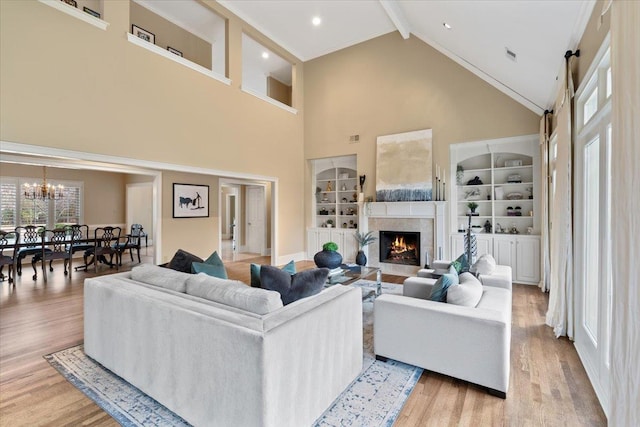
[308,155,359,262]
[307,228,358,262]
[449,135,541,285]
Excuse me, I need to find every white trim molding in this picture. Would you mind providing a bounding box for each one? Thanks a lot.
[127,33,231,86]
[38,0,109,31]
[240,87,298,115]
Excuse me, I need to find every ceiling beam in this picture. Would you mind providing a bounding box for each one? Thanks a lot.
[379,0,411,39]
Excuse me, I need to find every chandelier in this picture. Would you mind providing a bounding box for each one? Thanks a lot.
[23,166,64,200]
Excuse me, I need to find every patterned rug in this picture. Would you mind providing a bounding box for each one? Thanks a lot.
[45,280,422,427]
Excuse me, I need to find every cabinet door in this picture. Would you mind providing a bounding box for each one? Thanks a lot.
[316,229,332,252]
[338,229,358,263]
[475,235,493,258]
[329,229,345,257]
[516,237,541,283]
[493,236,515,267]
[450,235,465,260]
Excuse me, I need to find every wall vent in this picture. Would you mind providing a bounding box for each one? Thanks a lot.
[505,47,517,61]
[349,134,360,143]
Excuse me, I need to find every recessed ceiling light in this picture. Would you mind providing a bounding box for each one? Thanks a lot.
[443,22,452,30]
[312,16,322,26]
[262,51,269,59]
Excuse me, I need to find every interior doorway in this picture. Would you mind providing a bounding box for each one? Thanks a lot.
[126,182,156,260]
[219,181,270,262]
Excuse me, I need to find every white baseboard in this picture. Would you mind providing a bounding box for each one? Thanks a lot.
[275,251,306,266]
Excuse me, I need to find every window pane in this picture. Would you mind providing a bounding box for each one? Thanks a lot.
[606,67,612,98]
[583,87,598,125]
[54,186,81,226]
[584,137,600,342]
[1,182,17,230]
[20,195,48,227]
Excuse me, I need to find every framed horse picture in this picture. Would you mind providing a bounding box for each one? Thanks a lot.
[173,183,209,218]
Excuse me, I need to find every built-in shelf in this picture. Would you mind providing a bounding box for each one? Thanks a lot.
[39,0,109,30]
[127,33,231,86]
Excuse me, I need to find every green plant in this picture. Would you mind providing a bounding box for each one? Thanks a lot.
[322,242,338,252]
[467,202,479,212]
[354,230,377,249]
[326,219,334,226]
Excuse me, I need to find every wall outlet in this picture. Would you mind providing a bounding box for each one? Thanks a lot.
[349,134,360,143]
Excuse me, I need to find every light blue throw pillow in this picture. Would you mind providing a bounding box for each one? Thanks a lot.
[250,260,296,288]
[428,265,459,302]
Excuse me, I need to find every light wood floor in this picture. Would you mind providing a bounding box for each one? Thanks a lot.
[0,255,606,426]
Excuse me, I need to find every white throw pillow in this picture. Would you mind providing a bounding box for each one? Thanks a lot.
[472,253,497,275]
[131,264,191,293]
[186,273,283,315]
[446,272,483,307]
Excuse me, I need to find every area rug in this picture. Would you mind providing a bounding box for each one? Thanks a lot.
[44,280,422,427]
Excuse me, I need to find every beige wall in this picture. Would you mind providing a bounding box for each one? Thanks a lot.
[0,0,305,260]
[576,0,611,88]
[161,171,219,263]
[303,32,540,221]
[1,163,126,225]
[130,1,212,70]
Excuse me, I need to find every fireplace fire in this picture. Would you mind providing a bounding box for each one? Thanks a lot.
[379,231,420,266]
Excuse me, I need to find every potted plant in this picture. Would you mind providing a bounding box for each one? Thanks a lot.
[326,219,334,228]
[354,231,377,266]
[467,202,479,215]
[314,242,343,269]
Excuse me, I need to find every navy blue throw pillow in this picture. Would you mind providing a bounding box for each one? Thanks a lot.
[260,266,328,305]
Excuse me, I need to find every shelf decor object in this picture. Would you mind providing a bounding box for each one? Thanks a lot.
[132,24,155,44]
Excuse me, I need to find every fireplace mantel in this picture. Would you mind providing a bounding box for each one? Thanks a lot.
[362,201,448,272]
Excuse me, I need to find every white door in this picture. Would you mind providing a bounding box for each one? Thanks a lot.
[516,237,540,283]
[246,186,265,254]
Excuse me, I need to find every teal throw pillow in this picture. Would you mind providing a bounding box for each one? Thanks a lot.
[250,260,296,288]
[192,261,227,279]
[428,265,459,302]
[450,253,470,274]
[201,251,229,279]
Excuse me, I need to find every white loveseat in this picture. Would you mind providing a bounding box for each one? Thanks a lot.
[84,265,363,426]
[374,265,512,398]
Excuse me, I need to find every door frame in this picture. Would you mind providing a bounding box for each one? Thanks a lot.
[126,182,155,247]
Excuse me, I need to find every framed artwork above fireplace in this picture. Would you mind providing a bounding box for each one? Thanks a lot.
[376,128,433,202]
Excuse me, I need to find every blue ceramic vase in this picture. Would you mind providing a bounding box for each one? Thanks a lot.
[314,250,343,269]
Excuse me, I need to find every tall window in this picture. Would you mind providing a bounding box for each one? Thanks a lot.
[0,176,83,231]
[573,38,611,412]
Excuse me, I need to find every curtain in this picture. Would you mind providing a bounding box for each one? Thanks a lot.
[610,1,640,425]
[545,56,575,339]
[538,113,551,292]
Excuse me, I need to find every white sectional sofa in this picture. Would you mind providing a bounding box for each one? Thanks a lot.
[84,265,363,427]
[374,265,512,398]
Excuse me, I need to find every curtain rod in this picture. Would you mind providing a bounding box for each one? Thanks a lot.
[564,49,580,60]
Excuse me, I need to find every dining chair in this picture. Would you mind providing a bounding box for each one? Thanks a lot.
[0,230,19,284]
[132,223,148,247]
[32,228,73,282]
[84,226,121,273]
[67,224,93,255]
[114,224,143,266]
[15,225,50,277]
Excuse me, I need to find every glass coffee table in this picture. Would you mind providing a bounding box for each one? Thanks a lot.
[326,265,383,300]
